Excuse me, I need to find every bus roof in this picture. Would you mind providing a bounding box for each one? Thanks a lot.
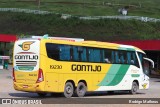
[40,39,145,54]
[17,38,145,54]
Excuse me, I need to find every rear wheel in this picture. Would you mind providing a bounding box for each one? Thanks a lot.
[76,82,87,97]
[130,81,138,94]
[64,82,74,98]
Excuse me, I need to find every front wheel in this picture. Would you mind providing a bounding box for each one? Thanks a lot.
[130,81,138,94]
[75,82,87,97]
[64,82,74,98]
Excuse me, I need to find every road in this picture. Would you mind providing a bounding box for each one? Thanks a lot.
[0,66,160,102]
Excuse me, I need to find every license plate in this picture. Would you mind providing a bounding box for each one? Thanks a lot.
[23,85,28,88]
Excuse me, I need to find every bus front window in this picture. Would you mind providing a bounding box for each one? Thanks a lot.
[143,59,150,76]
[143,57,154,76]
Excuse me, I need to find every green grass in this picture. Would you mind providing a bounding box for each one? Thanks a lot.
[0,0,160,18]
[0,0,160,41]
[0,11,160,41]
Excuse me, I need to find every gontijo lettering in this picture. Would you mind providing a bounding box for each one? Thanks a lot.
[71,64,101,72]
[14,55,38,60]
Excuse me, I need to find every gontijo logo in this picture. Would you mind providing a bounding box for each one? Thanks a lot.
[19,41,34,51]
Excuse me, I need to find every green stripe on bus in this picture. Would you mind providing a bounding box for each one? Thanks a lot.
[107,65,130,86]
[131,74,140,77]
[98,65,121,86]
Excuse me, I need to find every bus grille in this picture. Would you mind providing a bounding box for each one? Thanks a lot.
[16,61,37,67]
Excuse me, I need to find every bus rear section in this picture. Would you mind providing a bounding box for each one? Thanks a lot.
[13,39,44,92]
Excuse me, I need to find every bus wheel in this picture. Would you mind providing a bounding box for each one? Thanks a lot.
[37,93,47,97]
[76,82,87,97]
[64,82,74,98]
[130,81,138,94]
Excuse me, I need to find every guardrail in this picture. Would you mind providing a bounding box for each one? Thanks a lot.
[0,8,160,22]
[79,16,160,22]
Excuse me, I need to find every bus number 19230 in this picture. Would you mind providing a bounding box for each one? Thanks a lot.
[50,65,62,69]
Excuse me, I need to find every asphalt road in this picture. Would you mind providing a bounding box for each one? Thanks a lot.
[0,66,160,100]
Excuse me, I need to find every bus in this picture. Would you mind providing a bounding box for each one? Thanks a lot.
[13,37,154,98]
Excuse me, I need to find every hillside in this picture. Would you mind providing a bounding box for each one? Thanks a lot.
[0,0,160,18]
[0,11,160,41]
[0,0,160,41]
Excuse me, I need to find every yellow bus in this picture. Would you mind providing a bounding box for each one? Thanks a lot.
[13,37,154,98]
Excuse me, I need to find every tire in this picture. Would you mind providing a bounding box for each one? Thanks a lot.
[76,82,87,97]
[64,82,74,98]
[130,81,138,94]
[37,93,47,97]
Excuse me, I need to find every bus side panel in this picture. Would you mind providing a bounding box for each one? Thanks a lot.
[45,73,59,92]
[96,65,138,91]
[91,74,100,91]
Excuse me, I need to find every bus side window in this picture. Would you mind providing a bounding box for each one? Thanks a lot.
[46,43,60,60]
[127,51,140,67]
[88,48,101,63]
[70,46,73,61]
[101,49,105,63]
[88,48,94,62]
[104,49,112,63]
[78,46,83,61]
[81,47,87,62]
[94,49,101,62]
[111,51,115,63]
[127,52,131,64]
[119,51,125,64]
[131,52,139,67]
[138,53,143,64]
[73,46,79,61]
[60,45,71,61]
[115,51,120,64]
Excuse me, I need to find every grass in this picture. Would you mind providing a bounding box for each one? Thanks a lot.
[0,0,160,18]
[0,0,160,41]
[0,11,160,41]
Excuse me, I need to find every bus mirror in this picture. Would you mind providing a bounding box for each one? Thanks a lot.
[143,57,154,68]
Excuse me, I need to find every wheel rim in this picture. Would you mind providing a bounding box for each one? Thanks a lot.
[133,84,137,92]
[78,85,85,95]
[66,85,72,94]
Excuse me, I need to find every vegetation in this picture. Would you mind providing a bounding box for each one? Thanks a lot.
[0,0,160,18]
[0,11,160,41]
[0,0,160,41]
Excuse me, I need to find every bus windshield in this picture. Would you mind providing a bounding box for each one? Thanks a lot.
[143,59,150,76]
[143,57,154,76]
[138,52,154,76]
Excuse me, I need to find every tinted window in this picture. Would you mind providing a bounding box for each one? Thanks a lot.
[103,50,112,63]
[127,51,139,67]
[46,43,139,67]
[46,43,60,60]
[119,51,127,64]
[88,48,101,62]
[59,45,71,61]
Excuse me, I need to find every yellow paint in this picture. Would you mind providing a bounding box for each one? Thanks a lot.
[21,41,34,51]
[142,83,147,89]
[13,39,144,93]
